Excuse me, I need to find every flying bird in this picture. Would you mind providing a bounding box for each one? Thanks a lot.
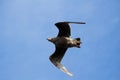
[47,21,85,76]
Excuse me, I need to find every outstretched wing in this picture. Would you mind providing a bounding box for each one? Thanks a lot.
[55,21,86,37]
[49,47,67,63]
[49,47,73,76]
[55,22,71,37]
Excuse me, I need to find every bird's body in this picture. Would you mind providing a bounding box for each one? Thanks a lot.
[47,21,85,76]
[48,37,81,48]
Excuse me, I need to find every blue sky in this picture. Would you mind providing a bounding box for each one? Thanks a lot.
[0,0,120,80]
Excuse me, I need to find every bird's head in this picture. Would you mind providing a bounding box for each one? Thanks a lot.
[47,37,52,41]
[47,37,56,43]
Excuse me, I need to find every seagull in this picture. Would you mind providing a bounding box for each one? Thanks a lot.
[47,21,85,76]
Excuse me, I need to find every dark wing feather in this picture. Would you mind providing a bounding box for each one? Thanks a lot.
[49,47,73,76]
[55,22,71,37]
[49,47,67,63]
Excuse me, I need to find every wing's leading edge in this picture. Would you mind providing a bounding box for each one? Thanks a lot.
[64,21,86,24]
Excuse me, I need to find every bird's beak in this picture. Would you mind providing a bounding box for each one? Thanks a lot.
[47,38,52,41]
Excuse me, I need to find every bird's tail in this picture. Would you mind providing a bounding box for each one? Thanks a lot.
[73,38,82,48]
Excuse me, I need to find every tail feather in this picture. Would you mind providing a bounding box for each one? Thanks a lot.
[73,38,81,48]
[74,38,80,41]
